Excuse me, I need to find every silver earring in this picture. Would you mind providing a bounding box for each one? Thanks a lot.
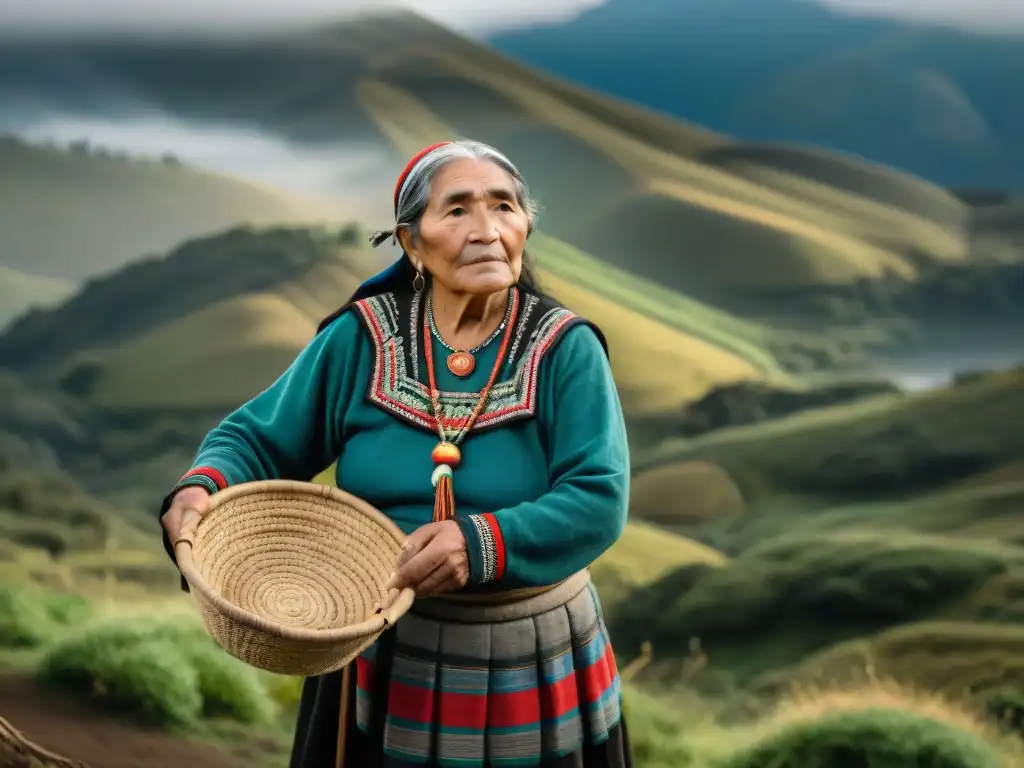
[412,268,425,293]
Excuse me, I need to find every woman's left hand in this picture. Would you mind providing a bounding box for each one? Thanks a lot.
[384,520,469,599]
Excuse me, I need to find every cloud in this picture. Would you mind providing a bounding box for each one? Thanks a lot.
[820,0,1024,32]
[0,0,605,36]
[0,0,1019,38]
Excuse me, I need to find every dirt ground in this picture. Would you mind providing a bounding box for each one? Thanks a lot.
[0,675,249,768]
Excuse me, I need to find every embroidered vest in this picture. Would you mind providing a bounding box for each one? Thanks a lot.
[345,288,607,435]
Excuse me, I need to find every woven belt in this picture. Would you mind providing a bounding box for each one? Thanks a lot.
[410,569,591,624]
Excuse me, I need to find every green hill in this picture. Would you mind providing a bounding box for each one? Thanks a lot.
[0,225,774,456]
[0,135,337,283]
[0,228,376,499]
[628,365,1024,552]
[638,365,1024,491]
[974,200,1024,247]
[611,528,1024,676]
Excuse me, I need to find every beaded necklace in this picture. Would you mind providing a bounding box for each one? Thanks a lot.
[428,289,513,377]
[423,286,520,522]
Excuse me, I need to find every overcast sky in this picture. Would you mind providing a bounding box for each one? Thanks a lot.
[0,0,1019,36]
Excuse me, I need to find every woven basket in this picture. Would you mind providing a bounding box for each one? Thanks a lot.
[173,480,415,677]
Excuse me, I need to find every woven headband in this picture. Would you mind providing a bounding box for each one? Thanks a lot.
[393,141,452,213]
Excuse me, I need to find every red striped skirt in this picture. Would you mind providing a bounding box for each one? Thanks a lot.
[353,577,628,765]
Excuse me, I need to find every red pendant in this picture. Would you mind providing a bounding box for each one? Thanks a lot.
[447,351,475,377]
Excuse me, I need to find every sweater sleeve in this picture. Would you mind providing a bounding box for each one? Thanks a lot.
[158,311,362,583]
[455,323,630,589]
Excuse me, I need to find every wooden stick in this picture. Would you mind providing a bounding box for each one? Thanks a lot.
[335,664,352,768]
[0,715,89,768]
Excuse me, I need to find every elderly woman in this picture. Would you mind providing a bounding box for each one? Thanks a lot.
[159,140,632,767]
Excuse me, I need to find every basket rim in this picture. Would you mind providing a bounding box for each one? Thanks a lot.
[174,479,414,643]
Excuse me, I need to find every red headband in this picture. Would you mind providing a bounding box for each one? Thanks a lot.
[393,141,452,213]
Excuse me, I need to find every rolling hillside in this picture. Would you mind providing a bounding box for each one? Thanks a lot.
[0,224,770,442]
[2,13,1017,350]
[629,364,1024,546]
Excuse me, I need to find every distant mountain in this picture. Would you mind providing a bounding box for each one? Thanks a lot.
[489,0,1024,189]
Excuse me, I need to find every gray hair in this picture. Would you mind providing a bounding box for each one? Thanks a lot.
[370,140,539,249]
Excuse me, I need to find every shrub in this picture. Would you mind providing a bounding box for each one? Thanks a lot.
[718,684,1021,768]
[42,592,91,626]
[721,708,1008,768]
[984,688,1024,738]
[187,641,275,723]
[36,616,276,728]
[0,586,58,648]
[39,632,201,727]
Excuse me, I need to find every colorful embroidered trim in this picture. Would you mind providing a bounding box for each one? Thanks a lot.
[468,512,506,583]
[354,292,579,434]
[171,466,228,496]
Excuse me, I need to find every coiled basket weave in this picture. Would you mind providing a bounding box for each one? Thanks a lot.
[173,480,415,677]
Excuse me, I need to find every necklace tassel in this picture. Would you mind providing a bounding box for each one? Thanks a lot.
[423,289,520,528]
[431,465,456,522]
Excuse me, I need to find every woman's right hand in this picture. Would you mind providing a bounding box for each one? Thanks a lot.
[160,485,212,545]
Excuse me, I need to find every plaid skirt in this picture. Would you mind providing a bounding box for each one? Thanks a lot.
[289,576,632,767]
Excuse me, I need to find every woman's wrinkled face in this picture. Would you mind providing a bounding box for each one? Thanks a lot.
[401,157,530,296]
